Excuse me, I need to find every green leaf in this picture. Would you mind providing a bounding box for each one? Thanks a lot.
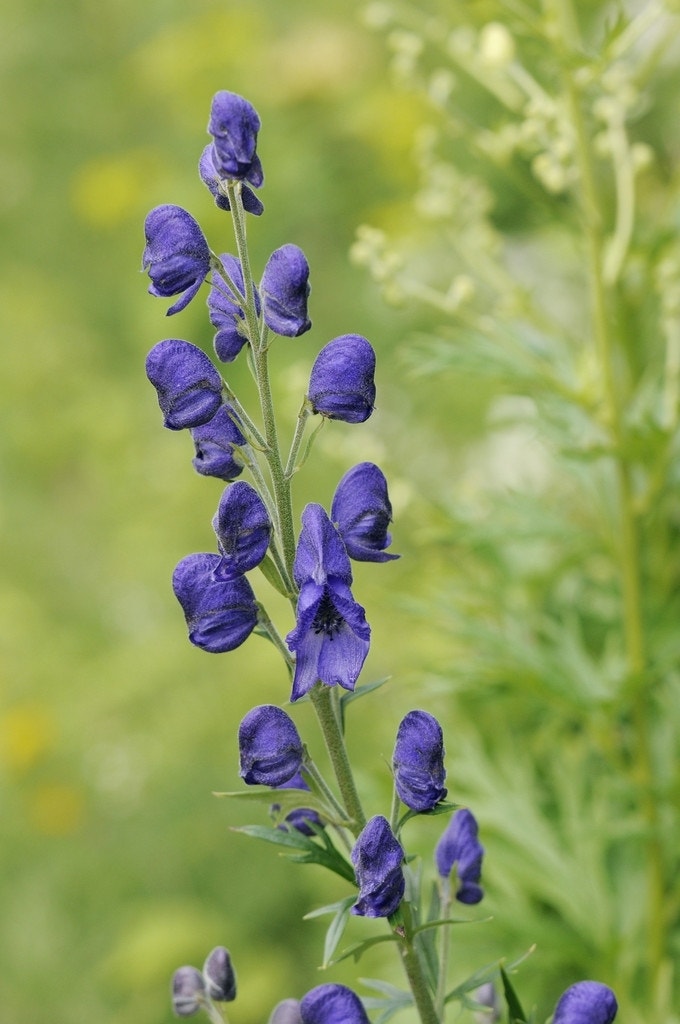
[321,896,356,967]
[232,824,356,883]
[501,965,529,1024]
[444,947,535,1006]
[258,552,291,597]
[328,934,399,966]
[339,677,391,731]
[360,978,413,1024]
[398,800,460,831]
[412,915,486,936]
[213,788,326,815]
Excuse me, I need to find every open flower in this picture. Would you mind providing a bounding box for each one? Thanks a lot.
[143,205,210,315]
[208,253,260,362]
[191,403,246,481]
[307,335,376,423]
[146,339,223,431]
[331,462,399,562]
[393,710,447,812]
[211,481,271,577]
[351,815,405,918]
[553,982,618,1024]
[199,144,264,215]
[239,705,304,787]
[207,90,263,188]
[300,984,370,1024]
[172,553,258,653]
[435,808,484,904]
[261,244,312,337]
[286,504,370,702]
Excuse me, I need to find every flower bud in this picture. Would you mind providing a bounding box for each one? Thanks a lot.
[261,244,312,337]
[269,999,303,1024]
[143,205,210,315]
[393,710,447,812]
[146,339,223,431]
[171,966,206,1017]
[199,144,264,215]
[553,982,618,1024]
[300,984,370,1024]
[331,462,399,562]
[191,404,246,481]
[211,481,271,577]
[435,808,484,904]
[172,552,258,653]
[239,705,304,787]
[208,91,263,188]
[202,946,236,1002]
[208,253,260,363]
[351,815,405,918]
[307,335,376,423]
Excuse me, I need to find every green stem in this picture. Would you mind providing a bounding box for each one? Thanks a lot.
[255,603,294,674]
[284,403,311,480]
[310,684,366,835]
[435,882,452,1020]
[394,904,440,1024]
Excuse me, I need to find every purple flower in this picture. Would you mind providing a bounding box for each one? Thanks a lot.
[199,144,264,215]
[208,254,260,362]
[239,705,304,787]
[300,984,370,1024]
[273,771,323,836]
[331,462,399,562]
[208,90,263,188]
[143,205,210,315]
[269,1000,303,1024]
[261,244,312,337]
[435,808,484,904]
[351,815,405,918]
[171,966,206,1017]
[211,481,271,577]
[393,710,447,812]
[146,339,223,430]
[172,552,258,653]
[553,982,618,1024]
[202,947,236,1002]
[307,335,376,424]
[191,404,246,481]
[286,504,370,702]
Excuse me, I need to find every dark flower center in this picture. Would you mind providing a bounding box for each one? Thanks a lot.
[312,593,344,639]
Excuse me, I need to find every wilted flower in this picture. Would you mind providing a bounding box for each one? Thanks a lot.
[172,552,258,653]
[239,705,304,786]
[286,504,370,702]
[208,253,260,363]
[171,966,206,1017]
[351,815,405,918]
[307,335,376,423]
[261,244,312,337]
[273,771,323,836]
[435,808,484,904]
[393,710,447,812]
[202,946,237,1002]
[553,982,618,1024]
[269,999,304,1024]
[143,205,211,315]
[331,462,399,562]
[199,144,264,215]
[211,481,271,577]
[300,984,370,1024]
[208,90,263,188]
[191,403,246,481]
[146,339,223,431]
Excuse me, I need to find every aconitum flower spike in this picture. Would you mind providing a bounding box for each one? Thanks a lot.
[143,205,211,315]
[307,335,376,423]
[172,553,258,653]
[146,339,223,431]
[269,999,303,1024]
[208,254,260,362]
[286,504,370,702]
[300,984,371,1024]
[191,403,246,481]
[331,462,399,562]
[202,946,236,1002]
[393,710,447,812]
[261,244,312,337]
[351,816,405,918]
[212,481,271,577]
[273,772,323,836]
[199,145,264,215]
[435,808,484,904]
[239,705,304,787]
[208,90,263,188]
[171,966,206,1017]
[553,982,618,1024]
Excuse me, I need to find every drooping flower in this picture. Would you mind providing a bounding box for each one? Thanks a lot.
[208,253,260,362]
[211,481,271,577]
[207,90,263,188]
[239,705,304,787]
[331,462,399,562]
[393,710,447,813]
[261,244,312,337]
[191,403,246,481]
[435,808,484,904]
[272,771,323,836]
[202,947,237,1003]
[300,984,371,1024]
[351,815,405,918]
[143,205,211,315]
[171,966,206,1017]
[172,552,258,654]
[286,504,370,702]
[552,982,618,1024]
[269,999,303,1024]
[199,144,264,215]
[146,339,223,431]
[307,335,376,423]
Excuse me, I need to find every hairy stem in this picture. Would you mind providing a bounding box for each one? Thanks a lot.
[310,684,366,835]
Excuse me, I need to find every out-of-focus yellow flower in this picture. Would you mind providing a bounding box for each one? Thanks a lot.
[71,151,156,228]
[0,703,54,773]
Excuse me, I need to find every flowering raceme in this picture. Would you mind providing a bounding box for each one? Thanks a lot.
[393,710,447,812]
[331,462,399,562]
[435,808,484,904]
[351,815,405,918]
[143,205,211,315]
[145,339,223,431]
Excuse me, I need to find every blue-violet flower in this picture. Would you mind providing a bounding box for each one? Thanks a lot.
[208,90,263,188]
[331,462,399,562]
[553,982,618,1024]
[171,966,206,1017]
[435,808,484,904]
[307,335,376,423]
[199,144,264,215]
[269,1000,303,1024]
[146,339,223,431]
[143,205,210,315]
[351,815,405,918]
[172,552,258,653]
[208,254,260,363]
[393,710,447,812]
[273,772,323,836]
[261,244,312,337]
[202,947,236,1002]
[191,403,246,481]
[239,705,304,787]
[300,984,370,1024]
[211,481,271,578]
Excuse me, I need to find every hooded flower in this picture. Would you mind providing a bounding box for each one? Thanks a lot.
[300,985,370,1024]
[172,552,258,654]
[207,90,263,188]
[553,982,618,1024]
[285,504,370,702]
[351,815,405,918]
[191,403,246,481]
[146,339,223,431]
[199,144,264,215]
[211,481,271,578]
[269,1000,303,1024]
[331,462,399,562]
[239,705,304,787]
[143,205,211,315]
[435,808,484,905]
[208,254,260,362]
[273,771,323,836]
[307,335,376,423]
[171,966,206,1017]
[393,710,447,812]
[261,244,312,337]
[202,947,237,1003]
